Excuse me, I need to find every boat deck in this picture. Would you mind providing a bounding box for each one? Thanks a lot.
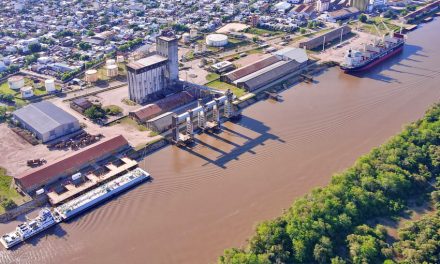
[48,157,138,205]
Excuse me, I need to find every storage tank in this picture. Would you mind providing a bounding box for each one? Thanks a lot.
[85,69,98,83]
[182,33,191,43]
[8,76,25,90]
[206,34,228,47]
[106,64,119,78]
[190,27,198,38]
[116,55,125,63]
[45,79,56,93]
[106,59,116,66]
[20,86,34,98]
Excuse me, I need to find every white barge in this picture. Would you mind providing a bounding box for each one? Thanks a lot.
[55,168,150,220]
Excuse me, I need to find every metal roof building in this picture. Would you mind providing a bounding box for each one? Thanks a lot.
[15,135,130,193]
[224,48,309,92]
[13,101,80,143]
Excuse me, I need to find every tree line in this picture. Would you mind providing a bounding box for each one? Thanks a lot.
[219,103,440,264]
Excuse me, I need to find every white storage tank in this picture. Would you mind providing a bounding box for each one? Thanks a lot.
[21,86,34,98]
[106,59,116,66]
[190,27,198,38]
[206,34,228,47]
[8,76,25,90]
[116,55,125,63]
[182,33,191,43]
[85,69,98,83]
[45,79,56,93]
[106,64,119,77]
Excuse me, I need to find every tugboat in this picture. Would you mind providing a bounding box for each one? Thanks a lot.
[340,33,405,73]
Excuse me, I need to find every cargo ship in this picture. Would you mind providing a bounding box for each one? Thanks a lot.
[340,33,405,72]
[55,168,150,220]
[0,208,62,249]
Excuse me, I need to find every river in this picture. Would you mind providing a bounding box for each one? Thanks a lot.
[1,19,440,264]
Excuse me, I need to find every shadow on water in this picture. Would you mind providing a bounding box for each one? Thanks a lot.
[178,115,285,168]
[10,224,68,251]
[347,44,424,83]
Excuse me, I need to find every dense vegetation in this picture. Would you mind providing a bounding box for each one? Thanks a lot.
[219,104,440,264]
[84,105,106,120]
[0,167,20,213]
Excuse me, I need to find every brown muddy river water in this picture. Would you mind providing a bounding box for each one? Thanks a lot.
[1,19,440,264]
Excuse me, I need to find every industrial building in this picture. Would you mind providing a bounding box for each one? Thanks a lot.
[299,26,352,50]
[129,91,194,123]
[127,30,179,104]
[221,48,308,92]
[14,135,130,194]
[12,101,80,143]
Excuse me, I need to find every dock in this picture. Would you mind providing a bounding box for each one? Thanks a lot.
[300,74,314,83]
[47,157,138,205]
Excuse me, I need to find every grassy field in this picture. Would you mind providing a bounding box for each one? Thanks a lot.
[0,77,61,107]
[0,167,25,214]
[246,27,283,37]
[206,80,246,98]
[111,116,149,132]
[205,73,220,82]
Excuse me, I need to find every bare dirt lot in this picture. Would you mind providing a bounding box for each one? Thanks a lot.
[0,123,76,177]
[87,86,139,115]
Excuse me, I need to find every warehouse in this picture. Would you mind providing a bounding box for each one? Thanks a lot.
[222,48,308,92]
[299,25,352,50]
[12,101,80,143]
[14,135,130,194]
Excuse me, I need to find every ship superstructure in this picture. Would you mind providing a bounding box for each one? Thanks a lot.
[340,33,405,72]
[0,208,61,249]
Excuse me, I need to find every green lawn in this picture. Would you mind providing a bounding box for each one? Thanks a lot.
[206,80,247,98]
[206,73,220,82]
[0,167,26,214]
[246,27,283,36]
[0,77,61,107]
[111,116,149,132]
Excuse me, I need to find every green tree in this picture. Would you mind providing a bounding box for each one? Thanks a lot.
[78,42,92,51]
[313,236,333,263]
[359,14,368,23]
[84,105,106,120]
[28,42,42,53]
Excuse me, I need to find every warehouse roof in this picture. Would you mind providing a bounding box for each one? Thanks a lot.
[240,60,301,91]
[15,135,129,191]
[13,101,78,134]
[275,48,308,64]
[224,55,279,82]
